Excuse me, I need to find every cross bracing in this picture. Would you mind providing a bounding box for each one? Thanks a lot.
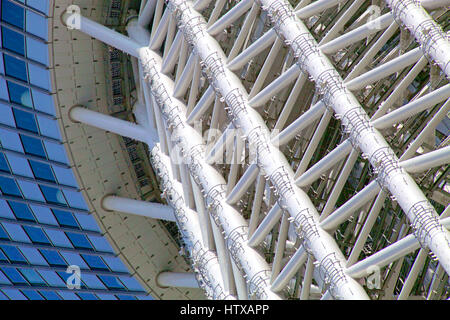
[63,0,450,300]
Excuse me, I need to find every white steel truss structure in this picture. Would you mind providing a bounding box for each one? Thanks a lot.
[63,0,450,300]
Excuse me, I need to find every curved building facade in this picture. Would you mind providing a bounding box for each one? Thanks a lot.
[0,0,154,300]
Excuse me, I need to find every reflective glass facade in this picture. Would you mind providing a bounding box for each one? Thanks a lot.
[0,0,150,300]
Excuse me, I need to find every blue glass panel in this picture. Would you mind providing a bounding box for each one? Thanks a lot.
[31,89,54,115]
[0,270,10,283]
[29,160,55,182]
[0,153,9,172]
[30,205,57,226]
[99,275,125,290]
[25,11,47,40]
[22,289,44,300]
[23,226,51,245]
[39,290,61,300]
[63,190,89,210]
[0,129,24,153]
[2,288,26,300]
[20,135,46,158]
[27,0,50,14]
[0,79,8,100]
[19,247,48,266]
[0,176,22,197]
[81,254,108,271]
[0,250,8,262]
[43,141,69,164]
[37,270,65,287]
[40,185,66,205]
[45,229,72,248]
[117,295,136,300]
[80,274,106,290]
[28,64,50,90]
[12,108,38,133]
[0,102,16,127]
[1,27,24,55]
[66,232,93,250]
[88,235,114,253]
[19,268,46,286]
[2,267,28,285]
[7,81,32,107]
[52,166,77,188]
[26,37,48,65]
[40,249,67,267]
[0,291,9,300]
[97,293,117,300]
[4,54,27,81]
[0,226,9,240]
[0,200,15,219]
[8,200,35,221]
[0,245,27,264]
[53,209,79,229]
[101,257,128,273]
[75,214,101,232]
[77,292,97,300]
[36,116,60,140]
[57,290,79,300]
[1,0,24,30]
[2,222,30,242]
[6,153,33,177]
[59,252,88,269]
[17,180,45,202]
[0,55,3,76]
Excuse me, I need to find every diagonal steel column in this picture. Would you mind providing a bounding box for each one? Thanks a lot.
[383,0,450,79]
[166,0,369,299]
[256,0,450,277]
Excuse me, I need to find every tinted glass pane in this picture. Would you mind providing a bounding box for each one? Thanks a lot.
[23,226,51,245]
[0,226,9,240]
[0,154,10,172]
[53,210,78,229]
[40,291,61,300]
[1,27,25,55]
[66,233,92,250]
[21,289,43,300]
[0,176,22,197]
[12,108,38,133]
[1,0,24,29]
[39,185,66,205]
[0,250,8,262]
[8,201,35,221]
[99,276,124,290]
[29,160,55,182]
[0,245,27,264]
[1,267,28,285]
[81,255,108,271]
[4,54,27,81]
[7,81,32,107]
[19,268,46,286]
[117,295,136,300]
[40,249,66,267]
[20,135,46,158]
[77,292,97,300]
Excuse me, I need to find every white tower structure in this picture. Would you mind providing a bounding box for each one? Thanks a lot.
[61,0,449,300]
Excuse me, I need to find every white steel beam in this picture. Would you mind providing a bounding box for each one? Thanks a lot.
[157,272,200,288]
[384,0,450,78]
[102,195,176,221]
[257,0,450,277]
[167,0,369,299]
